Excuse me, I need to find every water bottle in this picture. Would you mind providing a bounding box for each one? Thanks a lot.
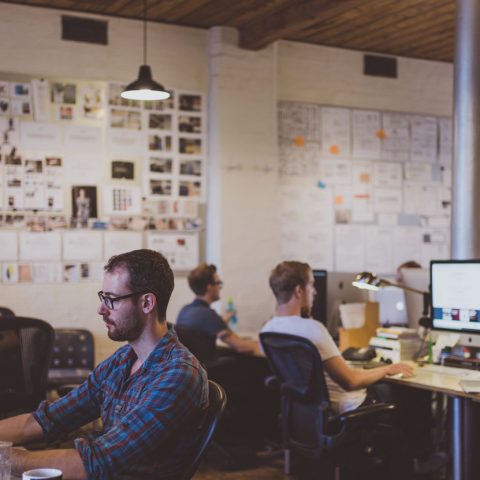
[226,297,238,330]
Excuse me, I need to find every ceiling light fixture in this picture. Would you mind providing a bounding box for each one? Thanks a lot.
[121,0,170,101]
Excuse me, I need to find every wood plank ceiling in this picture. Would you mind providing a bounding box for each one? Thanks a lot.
[0,0,456,62]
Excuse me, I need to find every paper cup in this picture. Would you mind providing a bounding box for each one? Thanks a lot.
[22,468,63,479]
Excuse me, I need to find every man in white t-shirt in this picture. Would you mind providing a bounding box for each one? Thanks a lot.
[261,260,414,414]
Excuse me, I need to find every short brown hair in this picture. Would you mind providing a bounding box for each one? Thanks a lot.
[269,261,311,304]
[188,263,217,296]
[104,249,174,322]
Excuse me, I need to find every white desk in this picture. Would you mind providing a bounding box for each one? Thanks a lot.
[386,362,480,480]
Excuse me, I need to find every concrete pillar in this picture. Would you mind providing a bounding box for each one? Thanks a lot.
[452,0,480,258]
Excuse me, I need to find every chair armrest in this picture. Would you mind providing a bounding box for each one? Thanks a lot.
[333,402,395,423]
[264,375,280,390]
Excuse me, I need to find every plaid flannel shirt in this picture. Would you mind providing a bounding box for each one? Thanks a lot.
[34,325,208,479]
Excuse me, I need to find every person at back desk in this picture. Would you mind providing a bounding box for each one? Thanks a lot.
[177,263,260,355]
[261,261,413,413]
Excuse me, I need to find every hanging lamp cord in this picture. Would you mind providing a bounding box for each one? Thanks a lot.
[143,0,147,65]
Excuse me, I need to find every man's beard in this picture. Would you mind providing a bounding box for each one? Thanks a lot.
[107,313,145,342]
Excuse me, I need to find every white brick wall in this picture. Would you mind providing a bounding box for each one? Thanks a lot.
[0,4,455,360]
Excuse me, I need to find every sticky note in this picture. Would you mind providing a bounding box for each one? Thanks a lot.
[335,195,344,205]
[294,136,305,147]
[329,145,340,155]
[317,180,327,189]
[376,129,386,139]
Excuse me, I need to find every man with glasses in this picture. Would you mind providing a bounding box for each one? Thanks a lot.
[0,249,208,480]
[177,263,260,354]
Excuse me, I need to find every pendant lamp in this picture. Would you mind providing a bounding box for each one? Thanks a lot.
[121,0,170,101]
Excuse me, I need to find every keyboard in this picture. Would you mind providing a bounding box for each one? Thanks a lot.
[417,363,480,379]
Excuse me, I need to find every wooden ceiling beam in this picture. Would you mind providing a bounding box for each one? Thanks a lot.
[238,0,371,50]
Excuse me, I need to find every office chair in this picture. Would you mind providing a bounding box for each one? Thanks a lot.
[48,329,95,396]
[0,307,15,317]
[180,380,227,480]
[259,332,396,478]
[0,316,55,418]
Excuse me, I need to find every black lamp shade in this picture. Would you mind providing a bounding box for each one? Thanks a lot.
[121,65,170,101]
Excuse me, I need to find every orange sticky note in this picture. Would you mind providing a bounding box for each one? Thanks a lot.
[294,136,305,147]
[359,173,371,183]
[335,195,344,205]
[329,145,340,155]
[376,129,386,139]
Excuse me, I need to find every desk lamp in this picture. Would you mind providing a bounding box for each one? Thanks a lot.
[352,271,432,329]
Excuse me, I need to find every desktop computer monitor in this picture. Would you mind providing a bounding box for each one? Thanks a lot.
[430,260,480,348]
[326,271,368,335]
[311,270,327,324]
[372,285,408,326]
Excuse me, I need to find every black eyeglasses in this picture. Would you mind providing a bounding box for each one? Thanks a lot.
[97,290,148,310]
[213,281,223,287]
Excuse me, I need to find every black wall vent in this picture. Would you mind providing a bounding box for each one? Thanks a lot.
[363,54,397,78]
[62,15,108,45]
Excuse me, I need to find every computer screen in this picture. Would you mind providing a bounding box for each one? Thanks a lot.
[311,270,327,324]
[326,271,368,334]
[431,260,480,334]
[372,285,408,326]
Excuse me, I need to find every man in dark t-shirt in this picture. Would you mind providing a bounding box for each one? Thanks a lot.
[177,263,260,355]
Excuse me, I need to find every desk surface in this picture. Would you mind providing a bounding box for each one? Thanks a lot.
[385,362,480,400]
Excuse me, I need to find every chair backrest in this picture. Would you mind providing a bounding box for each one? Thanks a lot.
[181,380,227,480]
[48,329,95,386]
[0,307,15,317]
[175,324,217,363]
[0,316,54,418]
[259,332,331,455]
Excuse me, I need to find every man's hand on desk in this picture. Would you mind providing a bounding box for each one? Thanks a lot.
[385,362,415,378]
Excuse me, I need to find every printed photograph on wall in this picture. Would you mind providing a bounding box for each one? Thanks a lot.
[178,115,202,134]
[178,93,202,112]
[179,138,202,155]
[71,185,97,227]
[179,180,201,197]
[144,90,175,111]
[149,134,172,152]
[179,159,202,176]
[150,179,172,196]
[111,160,135,180]
[149,113,172,130]
[149,157,173,174]
[51,83,76,104]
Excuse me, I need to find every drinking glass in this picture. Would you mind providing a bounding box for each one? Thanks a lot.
[0,441,12,480]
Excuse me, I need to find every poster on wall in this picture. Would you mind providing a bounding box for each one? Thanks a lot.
[71,185,98,226]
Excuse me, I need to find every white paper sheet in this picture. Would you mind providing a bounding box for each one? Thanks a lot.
[364,226,394,274]
[410,115,437,163]
[334,224,366,272]
[63,230,103,261]
[0,231,18,261]
[373,187,402,213]
[278,101,319,141]
[352,109,381,159]
[381,112,410,162]
[146,232,199,270]
[438,117,453,166]
[393,227,422,268]
[64,125,103,154]
[403,183,441,215]
[19,231,61,261]
[404,163,432,182]
[321,107,350,157]
[106,129,145,157]
[104,231,143,259]
[32,262,62,283]
[20,122,61,152]
[31,79,51,122]
[319,158,351,185]
[373,162,402,187]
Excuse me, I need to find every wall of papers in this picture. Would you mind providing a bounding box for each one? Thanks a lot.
[278,102,452,274]
[0,73,205,279]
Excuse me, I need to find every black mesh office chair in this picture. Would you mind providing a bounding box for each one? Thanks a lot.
[48,328,95,396]
[0,307,15,317]
[180,380,227,480]
[260,332,396,478]
[0,316,55,418]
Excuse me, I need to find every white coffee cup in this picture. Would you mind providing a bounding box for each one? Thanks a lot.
[22,468,63,479]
